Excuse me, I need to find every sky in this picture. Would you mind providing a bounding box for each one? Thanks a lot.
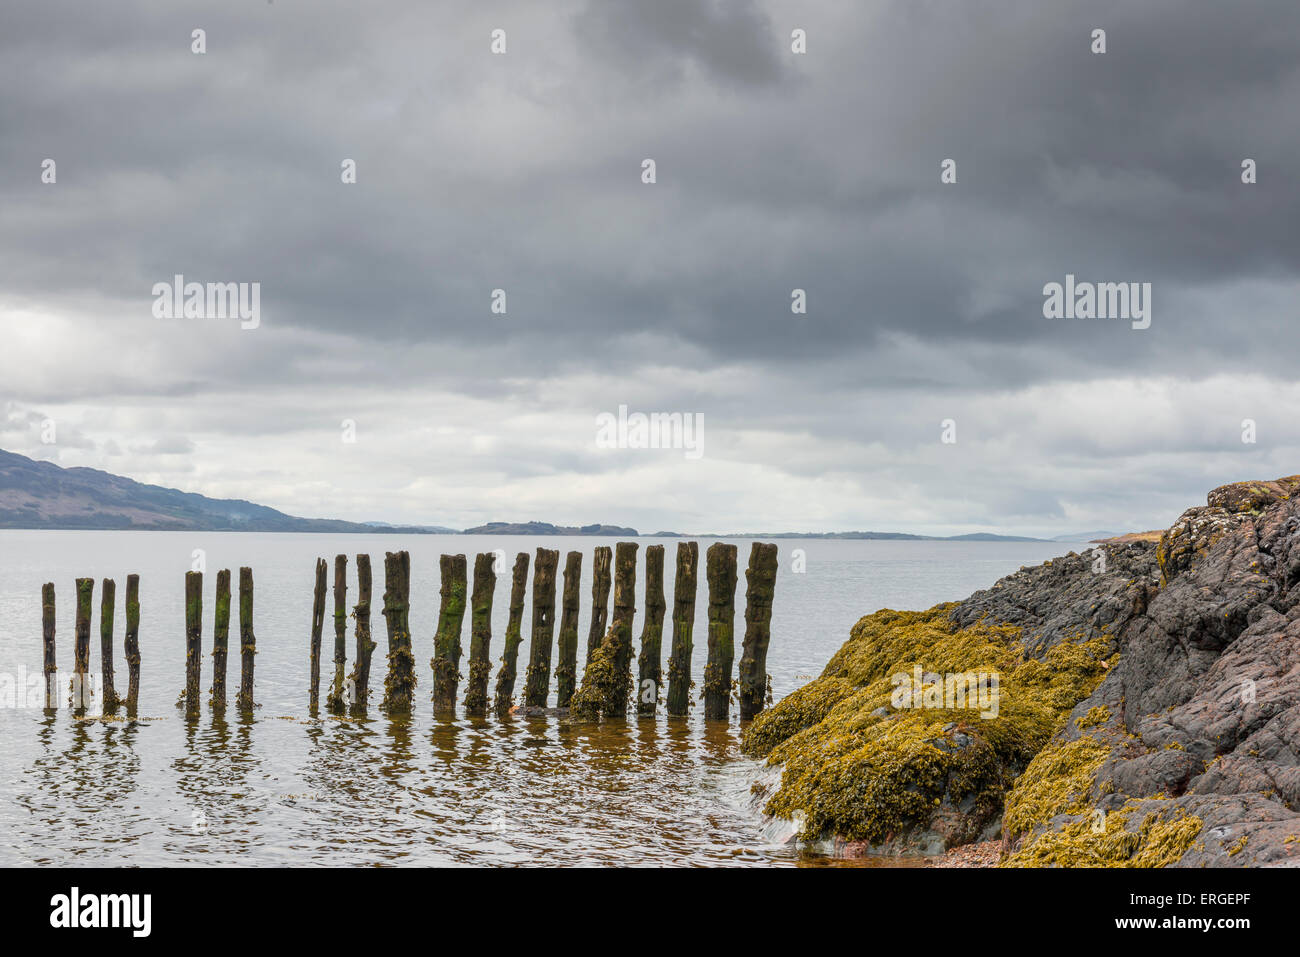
[2,0,1298,535]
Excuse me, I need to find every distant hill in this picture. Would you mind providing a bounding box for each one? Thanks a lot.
[684,530,1047,542]
[1050,530,1119,543]
[462,521,639,536]
[0,448,442,533]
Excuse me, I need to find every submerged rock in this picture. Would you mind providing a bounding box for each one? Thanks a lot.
[746,475,1300,867]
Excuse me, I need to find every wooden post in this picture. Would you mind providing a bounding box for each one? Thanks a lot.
[124,575,141,715]
[554,551,583,708]
[463,553,496,716]
[636,545,666,715]
[211,569,231,710]
[431,554,468,714]
[703,543,737,720]
[348,554,375,714]
[41,583,56,710]
[492,552,529,714]
[609,542,638,698]
[585,546,612,669]
[523,548,560,708]
[569,541,638,719]
[738,543,779,720]
[73,578,93,712]
[381,551,414,714]
[309,558,327,710]
[665,542,699,716]
[236,567,256,712]
[99,578,119,714]
[183,571,202,717]
[327,555,348,713]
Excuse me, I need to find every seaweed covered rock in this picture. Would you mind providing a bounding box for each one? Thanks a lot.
[744,607,1114,854]
[750,475,1300,867]
[1005,475,1300,866]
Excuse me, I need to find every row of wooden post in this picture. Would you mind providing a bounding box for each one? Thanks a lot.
[303,540,778,721]
[40,575,142,714]
[182,567,257,716]
[38,540,778,722]
[41,568,259,717]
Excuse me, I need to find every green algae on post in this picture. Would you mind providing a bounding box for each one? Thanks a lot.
[73,577,93,712]
[41,583,56,710]
[125,574,141,715]
[463,553,497,716]
[183,571,202,718]
[585,546,612,670]
[431,553,468,714]
[554,551,583,708]
[609,542,638,696]
[210,569,231,710]
[326,555,348,713]
[381,550,414,714]
[308,558,327,711]
[738,542,779,721]
[636,544,666,715]
[492,552,529,714]
[570,542,638,719]
[99,578,120,714]
[236,567,256,712]
[523,548,559,708]
[347,554,375,714]
[703,543,737,721]
[665,541,698,717]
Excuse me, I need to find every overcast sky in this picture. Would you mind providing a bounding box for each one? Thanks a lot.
[2,0,1298,535]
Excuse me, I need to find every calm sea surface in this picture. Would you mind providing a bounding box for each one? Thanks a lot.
[0,531,1069,866]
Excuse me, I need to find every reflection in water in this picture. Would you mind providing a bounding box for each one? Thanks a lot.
[2,704,895,866]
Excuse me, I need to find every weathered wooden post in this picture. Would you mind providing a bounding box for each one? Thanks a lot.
[211,569,231,709]
[555,551,583,707]
[236,567,256,712]
[124,575,141,714]
[41,583,56,710]
[703,543,737,720]
[381,551,415,714]
[183,571,202,717]
[636,545,666,715]
[523,549,560,708]
[432,554,468,714]
[73,578,93,712]
[738,542,779,720]
[570,541,638,719]
[327,555,348,713]
[99,578,119,714]
[463,553,496,716]
[665,542,699,716]
[308,558,327,709]
[585,546,612,669]
[610,542,639,698]
[348,554,374,714]
[492,552,529,713]
[73,577,94,710]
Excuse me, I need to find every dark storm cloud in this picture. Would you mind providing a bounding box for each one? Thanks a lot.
[1,0,1297,532]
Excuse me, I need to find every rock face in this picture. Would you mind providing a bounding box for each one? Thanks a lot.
[746,476,1300,867]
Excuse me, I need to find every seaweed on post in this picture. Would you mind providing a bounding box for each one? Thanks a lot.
[492,552,529,714]
[665,542,698,717]
[737,542,778,720]
[431,554,468,714]
[463,553,497,716]
[702,543,737,721]
[636,545,666,715]
[523,548,559,708]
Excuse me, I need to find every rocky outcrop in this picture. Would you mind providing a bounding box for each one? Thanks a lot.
[745,475,1300,867]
